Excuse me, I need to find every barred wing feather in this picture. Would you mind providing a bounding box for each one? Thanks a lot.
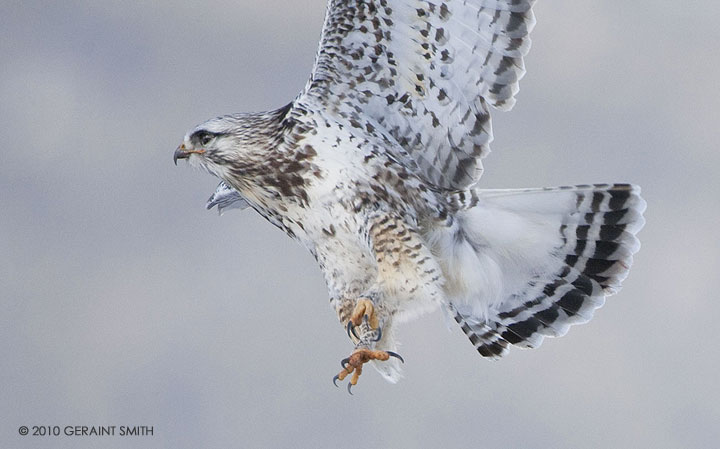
[206,181,250,215]
[300,0,537,190]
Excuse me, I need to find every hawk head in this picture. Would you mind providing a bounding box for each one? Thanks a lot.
[174,107,291,181]
[174,116,246,179]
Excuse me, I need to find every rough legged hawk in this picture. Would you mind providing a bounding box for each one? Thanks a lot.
[174,0,646,391]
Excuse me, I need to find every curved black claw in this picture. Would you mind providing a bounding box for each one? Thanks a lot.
[346,321,359,340]
[373,326,382,342]
[340,357,350,370]
[386,351,405,364]
[333,374,341,387]
[347,382,354,395]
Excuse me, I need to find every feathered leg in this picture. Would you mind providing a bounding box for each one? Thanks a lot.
[333,298,403,393]
[331,212,444,389]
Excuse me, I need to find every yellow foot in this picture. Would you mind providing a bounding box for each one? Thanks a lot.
[346,298,381,341]
[352,299,379,329]
[333,348,404,394]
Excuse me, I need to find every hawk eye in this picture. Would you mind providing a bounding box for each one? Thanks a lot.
[194,131,215,147]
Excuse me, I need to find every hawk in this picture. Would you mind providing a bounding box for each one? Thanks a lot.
[174,0,645,392]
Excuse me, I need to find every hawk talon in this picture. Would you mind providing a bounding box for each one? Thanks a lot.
[386,351,405,364]
[372,326,382,342]
[346,299,382,345]
[346,321,359,340]
[332,348,403,391]
[350,299,379,330]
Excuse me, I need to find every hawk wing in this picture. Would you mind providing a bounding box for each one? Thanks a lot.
[299,0,537,190]
[206,181,250,215]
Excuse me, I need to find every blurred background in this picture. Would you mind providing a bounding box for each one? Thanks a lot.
[1,1,718,448]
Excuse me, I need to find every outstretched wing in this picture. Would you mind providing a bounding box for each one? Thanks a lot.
[206,181,250,215]
[299,0,536,190]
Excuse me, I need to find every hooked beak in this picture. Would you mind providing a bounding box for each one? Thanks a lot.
[174,144,205,165]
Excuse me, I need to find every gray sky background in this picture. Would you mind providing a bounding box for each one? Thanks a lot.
[1,1,718,448]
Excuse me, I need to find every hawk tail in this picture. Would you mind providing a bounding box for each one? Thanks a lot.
[447,184,646,359]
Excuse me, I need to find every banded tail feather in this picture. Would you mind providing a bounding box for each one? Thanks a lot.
[450,184,646,359]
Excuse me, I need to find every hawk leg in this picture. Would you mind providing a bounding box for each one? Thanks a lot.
[346,298,379,340]
[334,299,403,393]
[333,349,404,394]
